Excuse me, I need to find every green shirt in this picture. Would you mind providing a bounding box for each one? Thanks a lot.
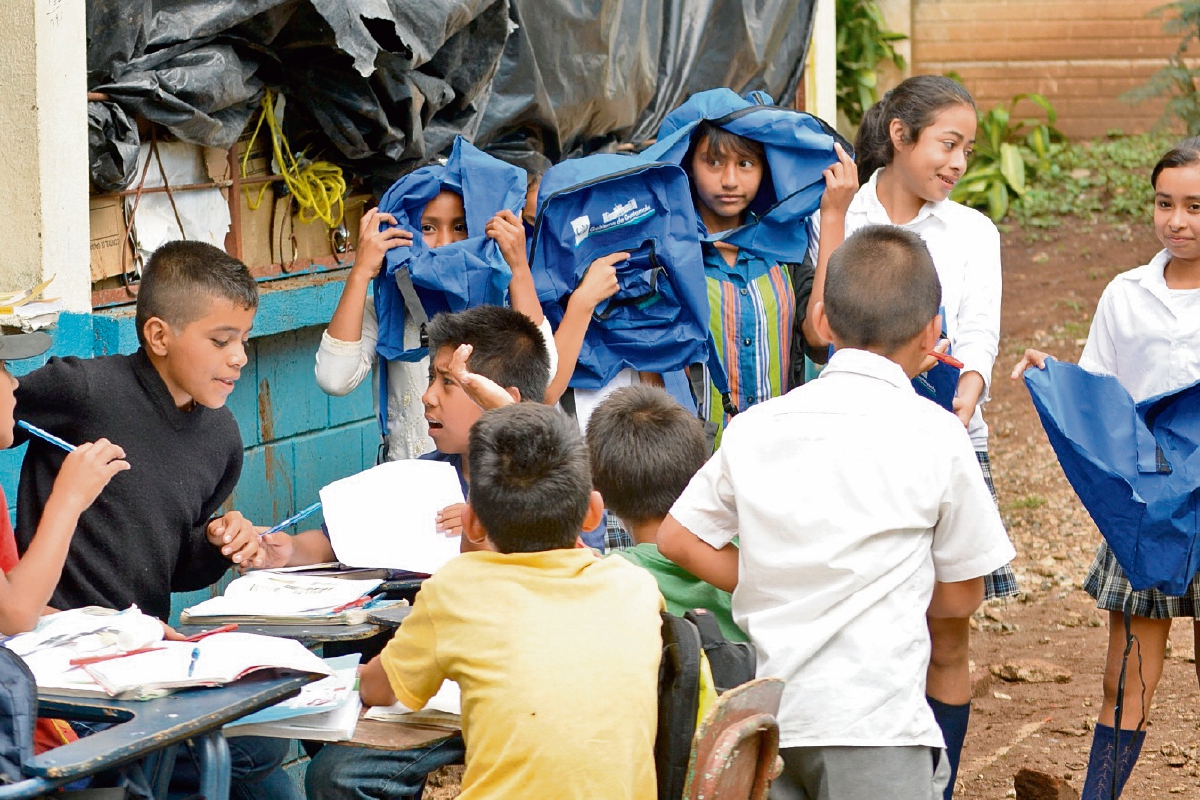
[614,543,747,643]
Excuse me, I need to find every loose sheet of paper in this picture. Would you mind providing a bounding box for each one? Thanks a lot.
[321,460,465,573]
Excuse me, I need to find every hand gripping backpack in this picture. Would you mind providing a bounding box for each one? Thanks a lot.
[1025,359,1200,595]
[529,153,710,391]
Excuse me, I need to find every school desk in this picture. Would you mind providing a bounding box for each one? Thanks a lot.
[176,621,385,647]
[0,673,314,800]
[366,604,413,628]
[345,710,459,753]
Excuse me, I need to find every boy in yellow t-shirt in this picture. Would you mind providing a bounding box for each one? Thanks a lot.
[357,403,662,799]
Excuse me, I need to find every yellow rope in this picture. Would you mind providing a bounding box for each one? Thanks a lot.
[239,90,346,228]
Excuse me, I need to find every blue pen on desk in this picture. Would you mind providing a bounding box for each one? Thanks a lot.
[17,421,76,453]
[259,501,323,541]
[187,647,201,677]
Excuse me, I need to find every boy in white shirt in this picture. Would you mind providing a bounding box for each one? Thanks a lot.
[659,225,1015,800]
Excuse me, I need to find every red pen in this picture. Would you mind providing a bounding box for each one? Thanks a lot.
[332,596,370,613]
[181,623,238,642]
[69,646,166,667]
[928,350,964,370]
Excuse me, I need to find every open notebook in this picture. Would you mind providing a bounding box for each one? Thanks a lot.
[81,632,331,699]
[363,679,461,728]
[179,572,383,625]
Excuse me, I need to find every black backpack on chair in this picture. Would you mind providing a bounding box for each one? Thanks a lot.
[656,610,758,800]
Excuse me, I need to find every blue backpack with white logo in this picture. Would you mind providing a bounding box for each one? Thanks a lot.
[529,153,710,389]
[373,136,527,365]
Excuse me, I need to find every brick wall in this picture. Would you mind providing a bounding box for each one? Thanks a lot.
[910,0,1181,138]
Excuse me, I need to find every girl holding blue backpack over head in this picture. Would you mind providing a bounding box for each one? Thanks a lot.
[315,137,553,462]
[637,88,850,447]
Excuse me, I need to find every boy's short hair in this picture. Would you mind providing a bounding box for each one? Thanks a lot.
[823,226,941,352]
[586,385,708,525]
[468,403,591,553]
[426,306,550,402]
[135,241,258,346]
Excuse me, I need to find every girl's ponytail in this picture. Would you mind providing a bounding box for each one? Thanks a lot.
[852,76,976,186]
[854,91,895,186]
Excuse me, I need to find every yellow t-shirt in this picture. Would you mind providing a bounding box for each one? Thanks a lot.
[380,548,664,800]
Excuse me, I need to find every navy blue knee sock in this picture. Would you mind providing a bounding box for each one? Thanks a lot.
[1081,723,1144,800]
[927,696,970,800]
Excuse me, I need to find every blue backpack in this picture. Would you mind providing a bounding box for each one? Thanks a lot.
[1025,360,1200,595]
[529,153,710,390]
[373,136,527,365]
[640,88,844,267]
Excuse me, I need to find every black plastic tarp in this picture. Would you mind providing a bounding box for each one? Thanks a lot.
[86,0,816,192]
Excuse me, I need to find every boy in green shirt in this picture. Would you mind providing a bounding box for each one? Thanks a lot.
[587,385,746,642]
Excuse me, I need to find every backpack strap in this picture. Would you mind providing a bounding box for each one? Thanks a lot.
[377,267,433,461]
[705,335,739,419]
[657,612,702,800]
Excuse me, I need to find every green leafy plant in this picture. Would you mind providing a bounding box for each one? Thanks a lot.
[951,93,1061,221]
[835,0,907,127]
[1123,2,1200,134]
[1012,130,1176,229]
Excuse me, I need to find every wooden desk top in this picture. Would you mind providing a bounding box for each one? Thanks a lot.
[347,711,459,752]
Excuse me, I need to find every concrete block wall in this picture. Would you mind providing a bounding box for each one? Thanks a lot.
[910,0,1182,138]
[0,274,380,622]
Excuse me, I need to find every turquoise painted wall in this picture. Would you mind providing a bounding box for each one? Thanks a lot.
[1,274,380,622]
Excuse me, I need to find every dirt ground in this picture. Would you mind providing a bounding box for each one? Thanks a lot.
[962,216,1200,799]
[426,216,1195,800]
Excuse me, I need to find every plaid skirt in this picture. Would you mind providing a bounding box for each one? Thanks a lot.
[1083,540,1200,618]
[978,451,1019,599]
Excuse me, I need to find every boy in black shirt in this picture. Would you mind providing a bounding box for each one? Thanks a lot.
[13,240,297,800]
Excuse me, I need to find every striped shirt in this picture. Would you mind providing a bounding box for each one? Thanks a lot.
[699,243,795,444]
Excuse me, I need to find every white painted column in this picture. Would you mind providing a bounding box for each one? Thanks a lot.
[0,0,90,312]
[804,0,838,125]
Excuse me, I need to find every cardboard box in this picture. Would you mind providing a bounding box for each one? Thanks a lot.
[89,195,133,281]
[239,192,369,270]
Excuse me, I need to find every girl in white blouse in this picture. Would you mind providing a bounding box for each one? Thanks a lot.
[1013,137,1200,799]
[810,76,1007,800]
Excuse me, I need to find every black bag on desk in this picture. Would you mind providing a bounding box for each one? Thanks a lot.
[0,645,36,784]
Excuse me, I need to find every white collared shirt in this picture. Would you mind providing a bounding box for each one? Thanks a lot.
[1080,249,1200,402]
[810,169,1003,448]
[670,348,1014,749]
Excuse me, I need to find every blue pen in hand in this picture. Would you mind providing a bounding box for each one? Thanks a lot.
[17,421,76,453]
[258,501,323,541]
[187,647,201,677]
